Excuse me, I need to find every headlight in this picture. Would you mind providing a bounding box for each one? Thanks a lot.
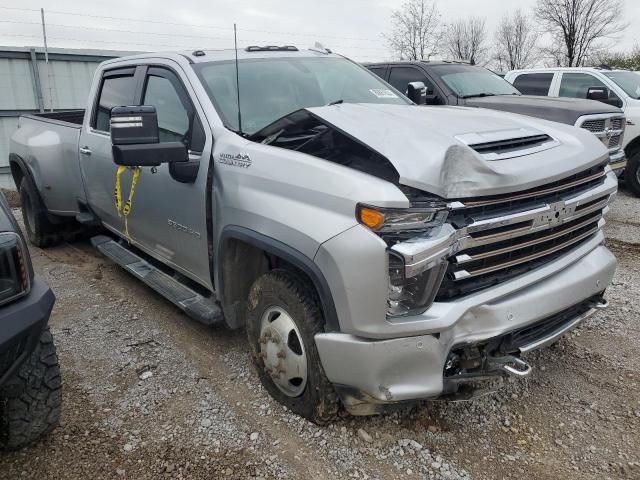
[0,232,31,306]
[357,204,448,235]
[357,203,453,317]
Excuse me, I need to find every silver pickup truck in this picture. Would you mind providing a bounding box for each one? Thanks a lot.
[10,46,617,422]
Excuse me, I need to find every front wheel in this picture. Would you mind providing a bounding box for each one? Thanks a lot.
[626,149,640,197]
[0,328,62,450]
[246,269,339,424]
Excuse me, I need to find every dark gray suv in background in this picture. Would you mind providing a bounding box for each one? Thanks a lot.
[366,61,627,175]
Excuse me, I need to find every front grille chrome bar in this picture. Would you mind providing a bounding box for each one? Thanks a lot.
[455,214,604,265]
[457,169,606,209]
[453,224,601,280]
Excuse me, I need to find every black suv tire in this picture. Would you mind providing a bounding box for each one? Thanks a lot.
[626,149,640,197]
[19,178,63,248]
[0,328,62,450]
[246,269,339,424]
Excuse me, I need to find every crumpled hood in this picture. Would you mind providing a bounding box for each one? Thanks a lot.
[306,103,609,198]
[465,94,622,125]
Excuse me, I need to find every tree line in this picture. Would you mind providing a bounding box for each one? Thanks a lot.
[385,0,630,71]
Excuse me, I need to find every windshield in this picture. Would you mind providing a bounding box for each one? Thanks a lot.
[603,71,640,99]
[429,64,521,98]
[194,56,409,134]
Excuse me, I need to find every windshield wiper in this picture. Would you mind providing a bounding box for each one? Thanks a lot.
[461,93,497,99]
[328,99,344,105]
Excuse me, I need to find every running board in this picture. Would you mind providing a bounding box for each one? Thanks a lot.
[91,235,224,326]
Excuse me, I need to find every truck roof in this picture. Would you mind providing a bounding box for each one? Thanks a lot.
[507,67,633,75]
[364,60,472,67]
[101,46,340,67]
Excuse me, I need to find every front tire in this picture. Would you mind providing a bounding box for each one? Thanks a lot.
[0,328,62,450]
[246,269,339,424]
[626,149,640,197]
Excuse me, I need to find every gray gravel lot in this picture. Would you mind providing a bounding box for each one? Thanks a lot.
[0,186,638,480]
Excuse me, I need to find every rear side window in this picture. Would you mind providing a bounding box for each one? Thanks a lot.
[93,73,136,132]
[368,66,387,80]
[512,73,554,96]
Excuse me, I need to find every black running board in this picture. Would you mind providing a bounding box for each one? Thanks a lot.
[91,235,224,326]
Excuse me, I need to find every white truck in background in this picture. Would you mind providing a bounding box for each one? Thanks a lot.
[505,67,640,196]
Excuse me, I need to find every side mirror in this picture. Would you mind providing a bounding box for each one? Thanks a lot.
[407,82,427,105]
[586,86,609,101]
[110,106,187,167]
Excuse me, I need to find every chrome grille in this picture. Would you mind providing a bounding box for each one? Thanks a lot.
[611,118,623,130]
[580,119,605,132]
[576,114,625,159]
[608,135,621,148]
[436,164,616,301]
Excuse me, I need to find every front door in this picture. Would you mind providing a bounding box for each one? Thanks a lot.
[80,62,214,289]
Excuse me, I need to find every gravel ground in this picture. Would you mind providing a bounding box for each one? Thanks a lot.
[0,186,639,480]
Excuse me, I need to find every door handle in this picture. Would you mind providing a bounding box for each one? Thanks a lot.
[79,146,92,156]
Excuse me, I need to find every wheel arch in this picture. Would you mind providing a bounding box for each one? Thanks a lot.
[8,153,31,191]
[216,226,340,332]
[625,135,640,157]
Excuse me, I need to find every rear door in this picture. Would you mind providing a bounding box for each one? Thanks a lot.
[80,67,141,226]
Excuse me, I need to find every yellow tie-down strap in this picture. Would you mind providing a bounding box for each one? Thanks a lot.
[114,165,141,242]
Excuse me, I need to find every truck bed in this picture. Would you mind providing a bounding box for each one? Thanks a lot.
[22,110,85,128]
[10,111,87,214]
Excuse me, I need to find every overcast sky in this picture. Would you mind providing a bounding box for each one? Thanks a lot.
[0,0,638,62]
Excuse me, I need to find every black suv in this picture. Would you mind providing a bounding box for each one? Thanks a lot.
[366,61,627,175]
[0,192,60,449]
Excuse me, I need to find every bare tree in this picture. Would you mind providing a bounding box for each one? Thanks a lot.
[385,0,442,60]
[494,10,538,70]
[444,17,488,65]
[536,0,627,66]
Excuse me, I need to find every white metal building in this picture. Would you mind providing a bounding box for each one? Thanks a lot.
[0,46,137,189]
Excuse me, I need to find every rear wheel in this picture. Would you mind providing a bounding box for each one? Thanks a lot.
[246,269,339,424]
[19,178,62,248]
[626,149,640,197]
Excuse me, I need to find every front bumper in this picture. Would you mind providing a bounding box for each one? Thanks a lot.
[315,243,616,406]
[0,276,55,386]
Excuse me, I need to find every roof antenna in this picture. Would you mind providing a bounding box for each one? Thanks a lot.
[234,23,243,135]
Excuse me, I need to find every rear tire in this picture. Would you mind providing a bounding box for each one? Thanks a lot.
[626,149,640,197]
[19,177,62,248]
[0,328,62,450]
[246,269,339,424]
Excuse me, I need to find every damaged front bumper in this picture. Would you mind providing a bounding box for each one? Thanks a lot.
[314,240,616,414]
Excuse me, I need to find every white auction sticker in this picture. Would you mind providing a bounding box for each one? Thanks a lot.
[369,89,398,99]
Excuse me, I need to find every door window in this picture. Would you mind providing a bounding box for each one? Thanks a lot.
[388,67,435,95]
[512,73,554,96]
[142,69,205,152]
[558,73,620,103]
[93,72,136,132]
[143,75,190,144]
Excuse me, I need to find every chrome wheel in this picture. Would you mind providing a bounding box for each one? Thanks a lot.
[258,306,308,397]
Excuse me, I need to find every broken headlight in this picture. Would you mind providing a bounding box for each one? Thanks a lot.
[357,203,452,317]
[0,232,31,306]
